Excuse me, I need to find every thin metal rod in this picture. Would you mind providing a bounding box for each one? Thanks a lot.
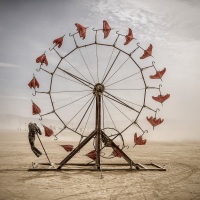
[104,56,129,85]
[66,96,93,126]
[96,44,99,82]
[102,47,115,82]
[102,51,120,83]
[102,95,105,130]
[105,71,140,87]
[36,133,51,165]
[103,98,117,129]
[106,88,145,91]
[82,99,95,135]
[105,91,143,108]
[58,67,94,90]
[51,90,91,93]
[104,91,139,113]
[63,58,91,83]
[54,73,85,87]
[78,48,96,84]
[55,93,92,111]
[75,96,95,131]
[105,95,133,122]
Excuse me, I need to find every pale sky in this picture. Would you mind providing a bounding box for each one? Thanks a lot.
[0,0,200,141]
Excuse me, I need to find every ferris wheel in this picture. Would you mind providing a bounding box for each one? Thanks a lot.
[28,21,169,171]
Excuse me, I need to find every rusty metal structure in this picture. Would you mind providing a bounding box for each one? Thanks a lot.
[28,22,168,171]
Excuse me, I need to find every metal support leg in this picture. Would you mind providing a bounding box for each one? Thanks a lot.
[95,94,101,170]
[101,131,138,169]
[57,130,97,170]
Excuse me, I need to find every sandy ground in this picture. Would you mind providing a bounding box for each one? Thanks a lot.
[0,130,200,200]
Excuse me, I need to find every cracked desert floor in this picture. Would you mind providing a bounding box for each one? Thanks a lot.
[0,130,200,200]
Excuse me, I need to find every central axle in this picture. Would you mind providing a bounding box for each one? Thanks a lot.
[93,83,105,95]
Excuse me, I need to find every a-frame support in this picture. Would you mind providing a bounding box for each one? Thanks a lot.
[57,83,137,170]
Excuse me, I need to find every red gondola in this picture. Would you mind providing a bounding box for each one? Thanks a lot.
[103,20,111,39]
[53,36,64,48]
[112,146,122,158]
[42,125,54,137]
[147,116,164,128]
[86,150,96,160]
[28,77,39,89]
[75,23,87,39]
[124,28,133,45]
[140,44,153,59]
[134,133,146,145]
[32,102,41,115]
[150,68,166,79]
[60,145,73,152]
[152,94,170,103]
[36,53,48,66]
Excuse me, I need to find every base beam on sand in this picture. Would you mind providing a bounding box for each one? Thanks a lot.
[28,162,166,171]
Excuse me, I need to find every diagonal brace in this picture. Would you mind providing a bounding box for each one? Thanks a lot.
[101,131,138,169]
[57,130,97,170]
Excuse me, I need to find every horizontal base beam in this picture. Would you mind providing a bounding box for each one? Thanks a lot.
[28,162,166,171]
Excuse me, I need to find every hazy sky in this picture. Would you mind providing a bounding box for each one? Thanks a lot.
[0,0,200,140]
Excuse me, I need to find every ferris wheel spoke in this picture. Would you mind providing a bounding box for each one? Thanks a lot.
[75,96,95,131]
[78,48,96,84]
[82,99,95,136]
[105,71,140,87]
[96,44,99,82]
[102,51,120,83]
[135,122,146,133]
[105,96,133,123]
[66,95,94,127]
[102,47,115,83]
[41,68,52,75]
[104,91,140,113]
[58,67,94,90]
[104,56,129,85]
[106,88,145,91]
[51,89,91,93]
[106,93,143,108]
[103,98,117,130]
[55,93,92,111]
[54,73,86,87]
[102,96,105,130]
[63,58,91,84]
[104,94,138,114]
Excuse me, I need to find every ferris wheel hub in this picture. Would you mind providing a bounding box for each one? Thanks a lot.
[93,83,105,95]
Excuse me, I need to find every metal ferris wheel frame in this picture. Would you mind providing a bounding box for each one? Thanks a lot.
[29,24,166,171]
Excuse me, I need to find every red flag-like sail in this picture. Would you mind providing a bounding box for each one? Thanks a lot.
[124,28,133,45]
[112,146,122,158]
[75,23,87,39]
[140,44,153,59]
[150,68,166,79]
[36,53,48,66]
[28,77,39,89]
[147,116,164,128]
[152,94,170,103]
[60,145,73,152]
[32,102,41,115]
[53,36,64,48]
[103,20,111,39]
[134,133,147,145]
[86,150,96,160]
[42,125,54,137]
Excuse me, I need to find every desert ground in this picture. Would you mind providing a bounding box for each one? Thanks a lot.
[0,130,200,200]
